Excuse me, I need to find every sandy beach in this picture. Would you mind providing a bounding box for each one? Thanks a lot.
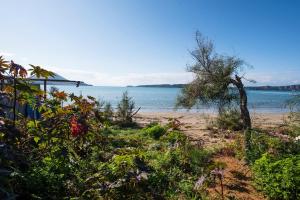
[134,112,289,147]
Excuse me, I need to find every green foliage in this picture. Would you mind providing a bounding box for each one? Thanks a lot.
[0,80,210,199]
[252,154,300,199]
[163,130,187,144]
[6,56,295,199]
[116,91,138,127]
[215,108,244,131]
[245,130,300,164]
[103,102,114,121]
[285,94,300,138]
[188,147,213,172]
[0,56,10,71]
[176,31,252,129]
[29,64,55,79]
[95,100,114,124]
[231,134,245,160]
[166,118,183,130]
[239,129,300,199]
[144,124,166,139]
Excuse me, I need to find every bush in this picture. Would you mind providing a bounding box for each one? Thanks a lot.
[245,130,300,164]
[230,134,245,160]
[144,125,166,140]
[252,153,300,199]
[244,129,300,199]
[285,111,300,138]
[284,94,300,138]
[216,108,244,131]
[102,102,114,123]
[163,130,187,144]
[188,147,213,172]
[116,91,137,127]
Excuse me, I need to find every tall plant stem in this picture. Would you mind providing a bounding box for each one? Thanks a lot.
[13,77,17,126]
[220,177,224,200]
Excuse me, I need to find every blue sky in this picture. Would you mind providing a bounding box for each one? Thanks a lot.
[1,0,299,86]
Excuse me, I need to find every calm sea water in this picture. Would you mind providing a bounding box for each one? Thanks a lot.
[55,86,299,113]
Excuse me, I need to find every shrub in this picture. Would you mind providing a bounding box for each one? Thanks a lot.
[245,130,300,164]
[144,125,166,139]
[215,108,244,131]
[285,94,300,138]
[252,153,300,200]
[166,118,183,130]
[245,130,271,164]
[102,102,114,123]
[116,91,138,127]
[188,147,213,171]
[95,100,114,124]
[240,129,300,200]
[232,134,245,160]
[163,130,187,144]
[23,156,75,199]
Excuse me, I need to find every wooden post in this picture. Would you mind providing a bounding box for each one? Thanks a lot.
[44,79,47,99]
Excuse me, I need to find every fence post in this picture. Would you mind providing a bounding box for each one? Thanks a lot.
[44,79,47,99]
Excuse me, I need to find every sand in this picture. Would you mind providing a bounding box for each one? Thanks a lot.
[134,111,289,147]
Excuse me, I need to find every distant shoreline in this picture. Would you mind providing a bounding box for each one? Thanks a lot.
[128,84,300,91]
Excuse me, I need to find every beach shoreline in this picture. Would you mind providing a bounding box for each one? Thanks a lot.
[134,111,289,147]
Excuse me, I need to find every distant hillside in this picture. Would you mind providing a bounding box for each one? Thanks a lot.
[31,73,91,86]
[133,84,300,91]
[246,84,300,91]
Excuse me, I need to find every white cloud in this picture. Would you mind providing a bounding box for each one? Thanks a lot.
[0,52,15,58]
[36,66,300,87]
[45,67,194,86]
[247,70,300,86]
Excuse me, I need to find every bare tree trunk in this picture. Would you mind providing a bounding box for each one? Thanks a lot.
[232,75,251,129]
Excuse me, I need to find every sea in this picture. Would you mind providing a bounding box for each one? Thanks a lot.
[55,86,300,113]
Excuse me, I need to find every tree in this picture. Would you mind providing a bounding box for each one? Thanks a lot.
[116,91,140,126]
[177,32,252,129]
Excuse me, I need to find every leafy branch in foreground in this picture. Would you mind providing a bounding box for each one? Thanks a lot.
[0,58,54,125]
[29,64,55,79]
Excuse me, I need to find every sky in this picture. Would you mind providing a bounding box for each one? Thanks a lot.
[0,0,299,86]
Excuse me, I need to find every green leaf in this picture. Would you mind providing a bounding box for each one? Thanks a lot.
[29,64,55,79]
[27,121,36,129]
[51,137,59,142]
[34,136,40,143]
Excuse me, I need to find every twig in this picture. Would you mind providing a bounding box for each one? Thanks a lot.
[130,107,141,118]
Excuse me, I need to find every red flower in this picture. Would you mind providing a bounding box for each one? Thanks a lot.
[70,116,88,137]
